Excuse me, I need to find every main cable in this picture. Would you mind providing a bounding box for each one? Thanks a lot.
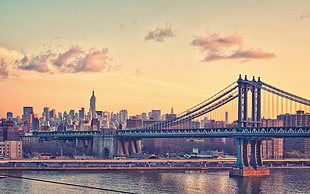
[2,174,137,194]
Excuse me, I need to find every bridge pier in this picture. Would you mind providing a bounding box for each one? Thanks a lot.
[118,138,142,156]
[92,129,142,158]
[92,129,117,159]
[230,138,270,177]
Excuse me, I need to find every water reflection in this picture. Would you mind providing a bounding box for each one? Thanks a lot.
[0,169,309,194]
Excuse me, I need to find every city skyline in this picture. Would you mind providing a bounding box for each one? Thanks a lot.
[1,1,310,118]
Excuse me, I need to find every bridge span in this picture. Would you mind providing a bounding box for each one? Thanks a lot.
[29,75,310,176]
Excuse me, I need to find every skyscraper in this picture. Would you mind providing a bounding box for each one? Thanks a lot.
[6,112,13,119]
[23,107,33,115]
[79,107,85,119]
[90,90,96,119]
[43,107,50,121]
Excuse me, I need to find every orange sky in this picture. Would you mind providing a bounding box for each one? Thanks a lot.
[1,1,310,118]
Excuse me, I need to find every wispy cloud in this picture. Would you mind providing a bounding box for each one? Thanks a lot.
[0,45,118,79]
[203,49,276,62]
[191,32,276,62]
[300,12,310,20]
[191,33,243,52]
[145,22,176,42]
[0,59,9,79]
[0,47,24,79]
[52,46,110,73]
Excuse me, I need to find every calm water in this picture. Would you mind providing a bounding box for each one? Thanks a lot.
[0,169,310,194]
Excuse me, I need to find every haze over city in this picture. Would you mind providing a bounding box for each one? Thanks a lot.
[1,1,310,118]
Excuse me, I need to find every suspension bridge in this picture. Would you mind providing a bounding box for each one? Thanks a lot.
[33,75,310,176]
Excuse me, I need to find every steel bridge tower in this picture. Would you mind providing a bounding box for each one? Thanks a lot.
[232,75,269,176]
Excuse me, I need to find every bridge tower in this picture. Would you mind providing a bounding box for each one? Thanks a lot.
[92,129,117,159]
[231,75,269,177]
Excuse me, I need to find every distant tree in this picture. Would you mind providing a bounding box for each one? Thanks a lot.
[284,150,305,158]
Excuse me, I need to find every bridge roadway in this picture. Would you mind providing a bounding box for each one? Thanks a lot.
[33,126,310,139]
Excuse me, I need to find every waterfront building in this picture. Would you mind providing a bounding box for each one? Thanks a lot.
[261,119,284,158]
[0,141,22,159]
[0,120,19,141]
[277,111,310,157]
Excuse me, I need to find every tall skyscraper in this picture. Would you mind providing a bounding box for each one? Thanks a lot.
[6,112,13,119]
[90,90,97,119]
[79,107,85,119]
[119,110,128,123]
[49,109,56,119]
[43,107,50,121]
[23,107,33,115]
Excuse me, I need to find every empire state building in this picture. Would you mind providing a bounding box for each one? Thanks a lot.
[90,90,96,119]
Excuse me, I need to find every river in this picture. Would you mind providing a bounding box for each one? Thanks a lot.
[0,169,309,194]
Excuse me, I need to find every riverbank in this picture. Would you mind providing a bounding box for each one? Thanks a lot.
[0,165,309,171]
[0,158,309,171]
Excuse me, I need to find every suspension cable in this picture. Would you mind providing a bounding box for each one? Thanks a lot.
[2,174,136,194]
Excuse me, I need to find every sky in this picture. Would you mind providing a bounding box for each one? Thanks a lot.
[1,0,310,118]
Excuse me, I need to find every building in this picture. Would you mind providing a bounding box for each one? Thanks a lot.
[43,107,50,121]
[0,141,23,159]
[0,120,19,141]
[150,110,161,120]
[126,118,142,129]
[163,107,176,121]
[23,107,33,115]
[79,107,85,119]
[277,111,310,157]
[90,90,97,119]
[32,114,40,131]
[6,112,13,119]
[261,119,284,158]
[49,109,56,120]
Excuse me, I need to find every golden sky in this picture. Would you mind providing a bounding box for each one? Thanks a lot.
[1,1,310,118]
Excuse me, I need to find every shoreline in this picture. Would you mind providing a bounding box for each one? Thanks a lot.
[0,166,309,171]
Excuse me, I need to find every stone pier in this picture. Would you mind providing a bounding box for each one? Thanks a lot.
[229,138,270,177]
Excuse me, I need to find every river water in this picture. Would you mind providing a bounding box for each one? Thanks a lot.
[0,169,309,194]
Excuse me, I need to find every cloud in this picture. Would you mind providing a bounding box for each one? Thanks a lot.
[230,49,276,59]
[203,49,276,62]
[54,46,83,67]
[18,58,50,73]
[0,45,116,79]
[18,50,56,73]
[145,22,176,42]
[0,59,9,79]
[300,12,310,20]
[80,48,109,72]
[191,32,276,62]
[0,47,24,79]
[191,33,243,52]
[53,47,111,73]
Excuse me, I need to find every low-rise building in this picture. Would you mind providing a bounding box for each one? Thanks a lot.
[0,141,23,159]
